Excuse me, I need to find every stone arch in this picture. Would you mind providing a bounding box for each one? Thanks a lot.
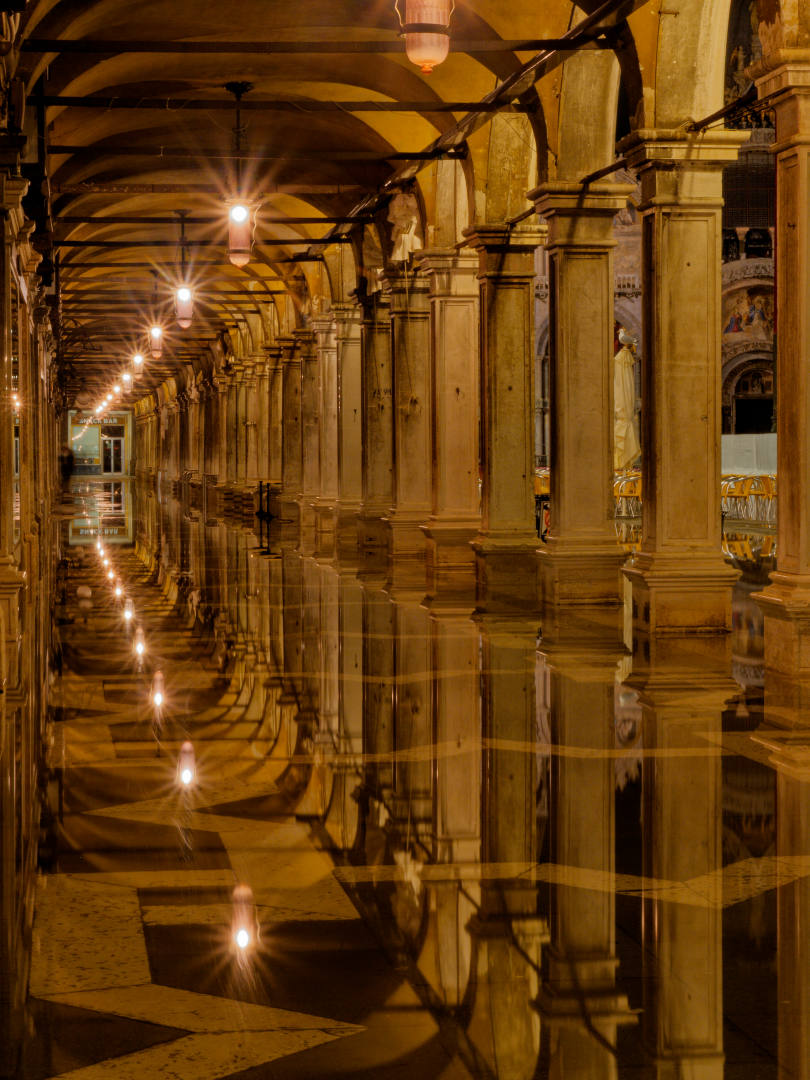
[652,0,737,127]
[556,48,623,178]
[429,156,473,247]
[481,112,538,224]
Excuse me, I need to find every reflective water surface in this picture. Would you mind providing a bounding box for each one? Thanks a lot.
[20,481,796,1078]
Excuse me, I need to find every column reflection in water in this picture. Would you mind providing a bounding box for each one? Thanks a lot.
[467,613,544,1078]
[539,606,635,1077]
[120,485,796,1078]
[628,627,733,1079]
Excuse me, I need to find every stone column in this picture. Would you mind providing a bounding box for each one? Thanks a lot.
[243,360,259,484]
[255,359,270,482]
[619,130,748,634]
[267,344,283,490]
[333,303,364,551]
[279,336,302,524]
[359,292,393,553]
[225,374,238,486]
[385,269,432,560]
[214,376,228,493]
[464,226,545,611]
[752,58,810,673]
[531,183,635,606]
[312,316,338,540]
[297,329,319,534]
[416,250,481,590]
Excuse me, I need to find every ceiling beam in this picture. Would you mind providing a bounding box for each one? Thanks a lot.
[58,260,288,270]
[25,37,605,55]
[48,144,465,162]
[56,215,362,226]
[41,95,533,113]
[51,182,362,194]
[55,238,349,248]
[60,288,284,296]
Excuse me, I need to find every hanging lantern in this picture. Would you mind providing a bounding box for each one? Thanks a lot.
[228,203,255,267]
[395,0,454,74]
[149,326,163,359]
[151,669,165,710]
[177,740,196,788]
[231,883,259,954]
[123,598,134,623]
[175,285,193,329]
[133,352,145,375]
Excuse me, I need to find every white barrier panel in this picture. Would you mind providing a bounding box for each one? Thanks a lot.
[721,433,777,475]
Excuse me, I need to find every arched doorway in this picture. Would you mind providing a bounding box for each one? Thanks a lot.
[723,358,775,434]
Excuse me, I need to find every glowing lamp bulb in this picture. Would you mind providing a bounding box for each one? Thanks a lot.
[151,669,165,707]
[124,605,134,622]
[133,353,144,367]
[102,558,109,567]
[114,585,122,598]
[175,286,193,329]
[95,406,103,415]
[113,383,121,394]
[397,0,453,74]
[228,203,254,267]
[178,740,196,788]
[135,640,145,656]
[122,372,132,385]
[149,327,163,359]
[107,569,114,580]
[235,929,250,950]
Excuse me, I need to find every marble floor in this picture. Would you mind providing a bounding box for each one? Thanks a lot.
[10,481,797,1077]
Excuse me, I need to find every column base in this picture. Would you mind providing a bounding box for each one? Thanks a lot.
[472,535,539,613]
[273,496,301,534]
[384,512,429,559]
[357,511,389,553]
[538,537,625,606]
[623,552,738,635]
[754,572,810,678]
[335,503,362,556]
[422,519,478,598]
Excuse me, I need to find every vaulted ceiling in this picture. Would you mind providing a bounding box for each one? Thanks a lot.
[7,0,669,403]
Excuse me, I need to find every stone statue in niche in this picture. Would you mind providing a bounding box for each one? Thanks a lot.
[387,192,423,262]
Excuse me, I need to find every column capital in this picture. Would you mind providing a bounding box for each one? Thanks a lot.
[751,47,810,94]
[277,335,298,362]
[330,301,363,327]
[462,222,545,254]
[414,248,478,297]
[617,129,750,206]
[530,180,636,238]
[463,223,545,282]
[293,327,317,359]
